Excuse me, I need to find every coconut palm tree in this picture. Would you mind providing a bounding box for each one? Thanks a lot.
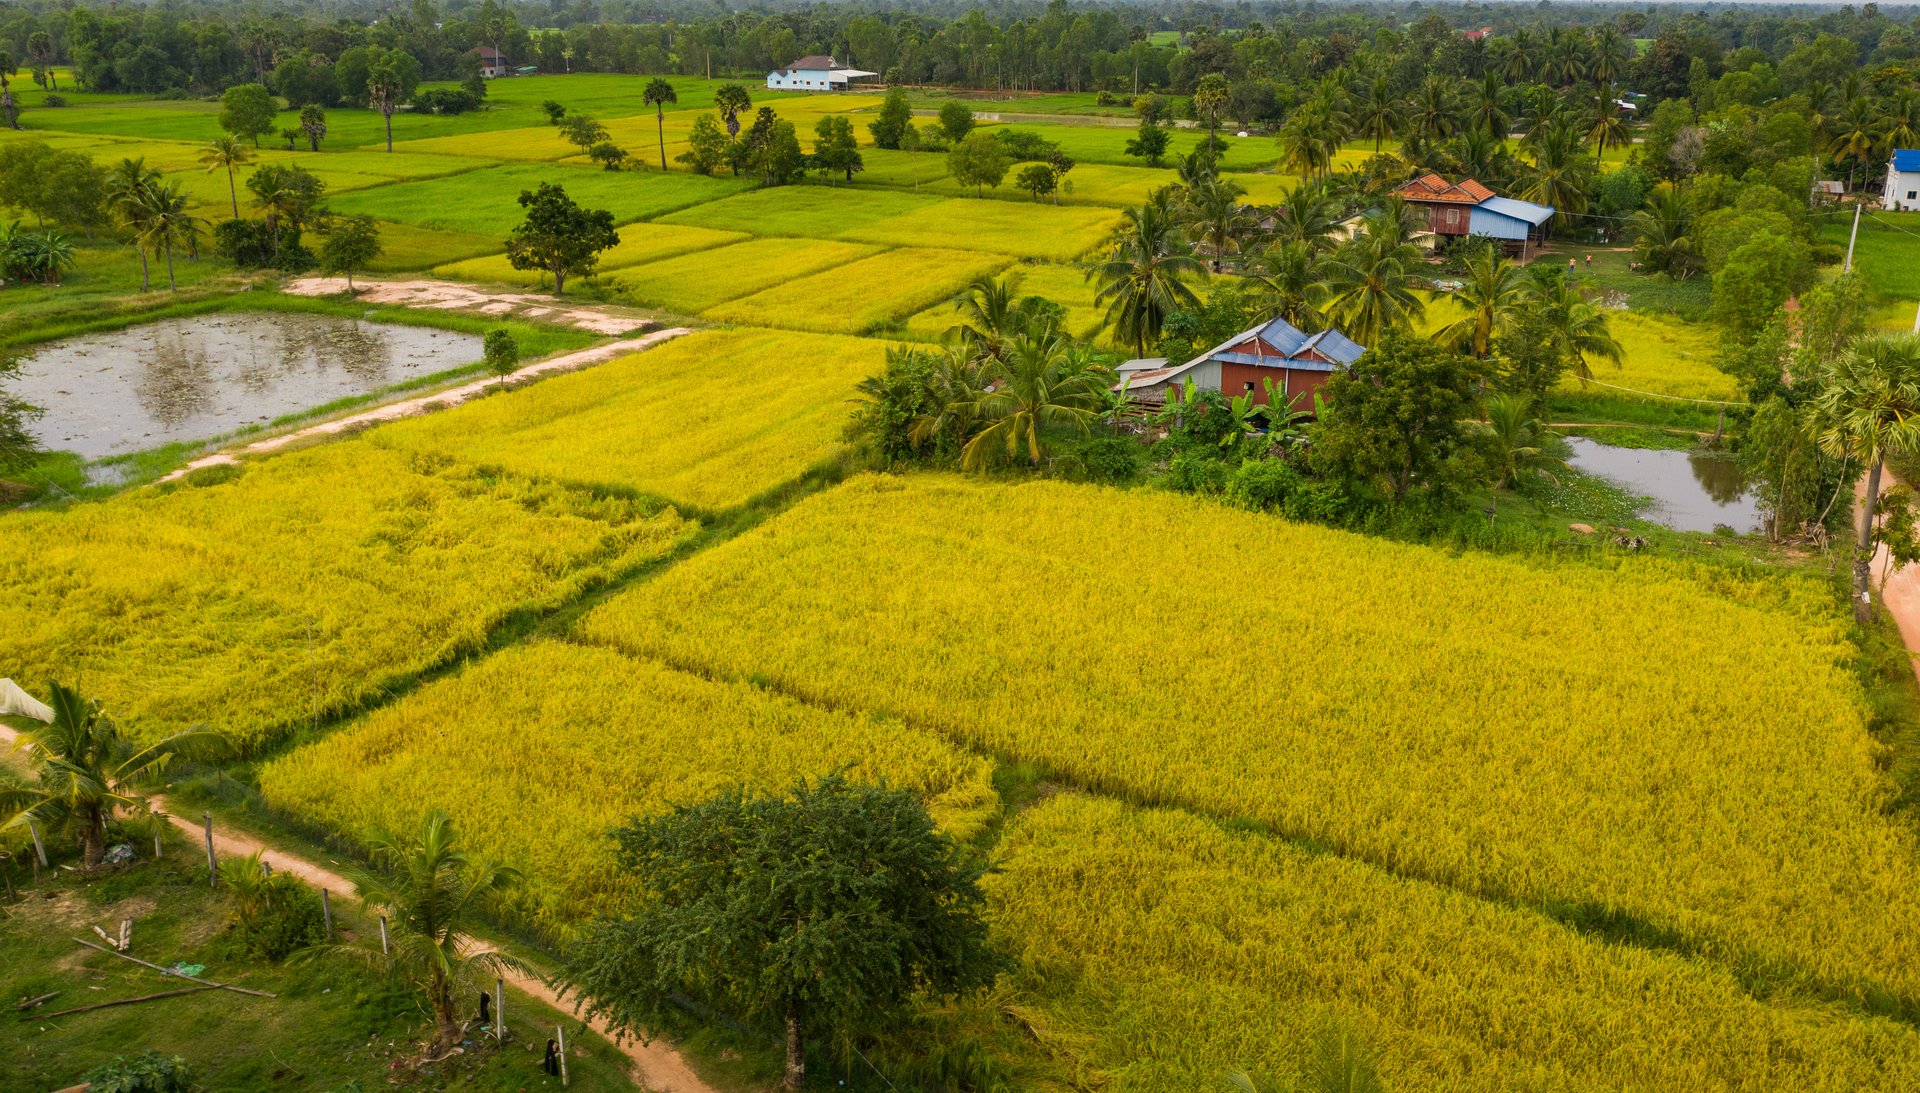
[1268,180,1341,252]
[1881,89,1920,158]
[1629,185,1700,280]
[308,810,531,1051]
[1587,85,1630,160]
[1355,74,1403,156]
[1089,202,1207,356]
[908,344,995,453]
[0,683,225,870]
[643,77,678,170]
[960,332,1111,470]
[1243,241,1329,329]
[1482,392,1564,488]
[943,271,1029,356]
[1322,208,1427,345]
[1810,334,1920,622]
[1440,249,1525,358]
[106,157,162,291]
[1591,26,1631,86]
[1518,122,1592,229]
[199,137,253,220]
[1277,110,1334,182]
[1184,176,1254,272]
[1503,29,1537,83]
[1828,98,1880,191]
[1405,75,1460,147]
[1523,266,1622,382]
[1469,71,1513,138]
[134,181,204,292]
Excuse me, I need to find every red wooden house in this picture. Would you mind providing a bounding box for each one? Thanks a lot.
[1392,174,1495,239]
[1115,317,1367,409]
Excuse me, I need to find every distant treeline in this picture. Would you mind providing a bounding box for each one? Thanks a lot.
[0,0,1915,101]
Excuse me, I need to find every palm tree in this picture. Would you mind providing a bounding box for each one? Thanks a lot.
[1519,122,1592,229]
[960,332,1111,469]
[1278,112,1334,181]
[307,810,531,1051]
[106,157,162,291]
[1440,249,1526,357]
[1405,75,1460,147]
[643,77,678,170]
[1587,85,1630,160]
[1543,27,1588,88]
[135,181,204,292]
[908,345,995,453]
[1322,208,1427,345]
[1524,266,1622,382]
[714,83,752,138]
[1591,25,1631,86]
[199,137,252,220]
[1185,176,1253,272]
[1629,186,1700,280]
[1449,125,1508,186]
[1469,71,1513,138]
[943,271,1028,356]
[1090,202,1207,356]
[1268,180,1341,252]
[1192,73,1230,145]
[1829,98,1880,191]
[298,104,327,152]
[1503,29,1537,83]
[0,683,224,870]
[1811,334,1920,622]
[1244,241,1329,329]
[1482,392,1564,488]
[1881,89,1920,158]
[1355,74,1403,156]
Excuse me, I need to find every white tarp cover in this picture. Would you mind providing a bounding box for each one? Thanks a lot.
[0,678,54,723]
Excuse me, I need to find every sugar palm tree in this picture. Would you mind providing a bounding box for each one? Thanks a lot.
[307,810,532,1051]
[1089,202,1207,356]
[1184,176,1254,272]
[298,104,328,152]
[132,181,203,292]
[1440,248,1525,358]
[199,136,253,220]
[1524,266,1621,382]
[1,683,225,870]
[1244,241,1329,329]
[960,332,1111,470]
[1810,334,1920,622]
[643,77,678,170]
[1322,213,1426,345]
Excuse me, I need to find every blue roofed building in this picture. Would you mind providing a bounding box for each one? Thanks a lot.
[1885,150,1920,212]
[1469,196,1557,256]
[1114,316,1367,410]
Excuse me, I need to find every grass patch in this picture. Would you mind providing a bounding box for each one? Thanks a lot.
[328,162,750,235]
[838,197,1121,260]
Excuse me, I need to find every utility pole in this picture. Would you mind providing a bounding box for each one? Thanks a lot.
[1844,201,1862,272]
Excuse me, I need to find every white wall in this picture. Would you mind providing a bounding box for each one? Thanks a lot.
[767,69,834,90]
[1887,169,1920,212]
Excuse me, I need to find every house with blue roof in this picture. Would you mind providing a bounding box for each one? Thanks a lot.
[1114,316,1367,410]
[1885,150,1920,212]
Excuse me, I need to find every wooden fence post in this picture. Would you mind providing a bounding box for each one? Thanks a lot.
[202,812,216,886]
[27,818,48,867]
[556,1024,569,1087]
[495,977,505,1043]
[320,889,333,939]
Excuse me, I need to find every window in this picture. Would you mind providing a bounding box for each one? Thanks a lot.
[1243,381,1256,393]
[1909,191,1917,200]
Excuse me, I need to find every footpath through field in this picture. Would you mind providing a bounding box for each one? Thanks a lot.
[160,326,692,483]
[0,723,718,1093]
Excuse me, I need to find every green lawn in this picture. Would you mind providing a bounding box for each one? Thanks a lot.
[1815,210,1920,300]
[328,162,750,234]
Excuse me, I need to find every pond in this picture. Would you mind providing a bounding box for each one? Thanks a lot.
[12,311,486,461]
[1563,436,1762,535]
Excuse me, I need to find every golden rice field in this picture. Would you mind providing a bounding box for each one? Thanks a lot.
[838,198,1122,260]
[994,795,1920,1092]
[600,237,882,314]
[431,222,749,288]
[578,473,1920,1006]
[0,442,690,749]
[369,329,892,510]
[904,261,1109,343]
[258,641,998,936]
[703,247,1011,334]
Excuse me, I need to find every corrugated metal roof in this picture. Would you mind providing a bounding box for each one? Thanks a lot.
[1895,149,1920,173]
[1298,329,1366,365]
[1394,174,1495,204]
[1476,196,1555,224]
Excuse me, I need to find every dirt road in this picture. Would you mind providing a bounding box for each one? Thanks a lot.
[283,277,655,336]
[160,327,690,483]
[0,725,716,1093]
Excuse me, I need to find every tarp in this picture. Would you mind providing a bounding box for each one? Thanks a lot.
[0,678,54,723]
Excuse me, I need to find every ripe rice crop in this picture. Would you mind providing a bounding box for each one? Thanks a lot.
[994,795,1920,1092]
[432,223,749,288]
[704,247,1011,335]
[0,440,691,749]
[326,164,749,236]
[1418,298,1740,403]
[852,149,953,187]
[258,641,998,935]
[903,261,1107,343]
[837,198,1121,260]
[599,238,882,314]
[578,473,1920,1005]
[370,328,892,510]
[656,186,942,237]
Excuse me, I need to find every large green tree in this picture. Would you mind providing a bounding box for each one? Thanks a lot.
[1311,332,1484,502]
[218,82,277,146]
[560,775,999,1093]
[504,182,616,296]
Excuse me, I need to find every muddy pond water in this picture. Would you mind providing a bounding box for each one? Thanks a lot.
[13,312,485,461]
[1563,435,1761,534]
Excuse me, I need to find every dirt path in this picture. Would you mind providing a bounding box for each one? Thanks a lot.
[283,277,655,336]
[1861,470,1920,678]
[160,327,690,483]
[0,727,717,1093]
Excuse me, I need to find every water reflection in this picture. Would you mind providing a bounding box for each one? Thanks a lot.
[1563,436,1762,534]
[14,312,480,460]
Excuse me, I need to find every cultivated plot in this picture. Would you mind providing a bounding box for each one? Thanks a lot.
[433,222,749,287]
[704,247,1012,335]
[599,237,882,314]
[656,184,942,237]
[837,198,1121,260]
[327,163,749,235]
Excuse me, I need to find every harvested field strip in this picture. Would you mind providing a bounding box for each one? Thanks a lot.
[576,473,1920,1007]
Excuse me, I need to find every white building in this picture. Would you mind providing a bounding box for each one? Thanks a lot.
[766,54,878,91]
[1886,150,1920,212]
[475,46,509,79]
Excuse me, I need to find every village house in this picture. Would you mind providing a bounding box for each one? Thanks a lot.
[474,46,509,79]
[1885,150,1920,211]
[766,55,880,91]
[1115,317,1367,410]
[1392,173,1555,256]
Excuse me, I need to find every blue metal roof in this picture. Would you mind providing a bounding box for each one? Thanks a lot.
[1476,196,1556,225]
[1298,329,1366,365]
[1895,149,1920,173]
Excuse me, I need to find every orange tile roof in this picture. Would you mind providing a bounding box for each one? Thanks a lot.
[1393,174,1495,204]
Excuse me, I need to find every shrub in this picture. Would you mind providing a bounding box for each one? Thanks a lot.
[81,1053,191,1093]
[41,93,66,107]
[1224,457,1303,510]
[483,328,520,384]
[218,853,327,961]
